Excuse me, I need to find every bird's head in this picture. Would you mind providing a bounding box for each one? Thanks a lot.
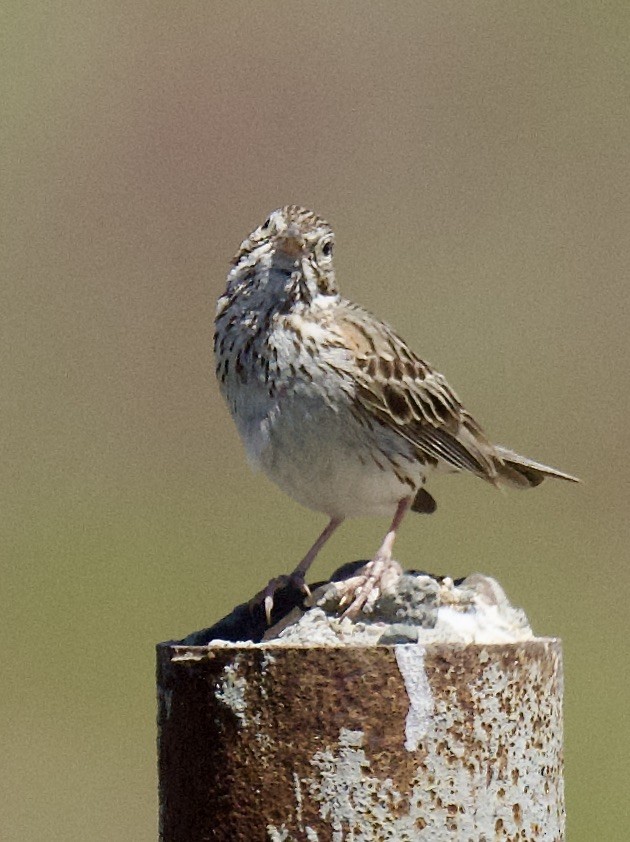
[222,206,339,311]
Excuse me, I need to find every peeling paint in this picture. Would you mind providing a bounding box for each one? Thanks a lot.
[309,728,409,841]
[158,639,564,840]
[215,657,249,726]
[266,824,292,841]
[267,826,320,842]
[394,644,434,751]
[293,772,304,830]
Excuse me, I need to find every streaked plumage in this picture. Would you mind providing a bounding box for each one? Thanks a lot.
[214,206,578,617]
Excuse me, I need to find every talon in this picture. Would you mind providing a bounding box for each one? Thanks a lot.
[340,590,368,620]
[264,594,274,625]
[249,571,313,625]
[337,579,360,608]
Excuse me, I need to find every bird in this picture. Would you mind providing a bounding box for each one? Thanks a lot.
[214,205,578,620]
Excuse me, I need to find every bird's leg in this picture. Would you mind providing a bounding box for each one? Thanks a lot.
[291,516,344,583]
[337,497,411,619]
[254,517,343,623]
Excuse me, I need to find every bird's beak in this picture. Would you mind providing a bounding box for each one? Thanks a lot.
[275,225,305,259]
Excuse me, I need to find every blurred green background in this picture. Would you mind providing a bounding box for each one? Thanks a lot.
[2,1,628,839]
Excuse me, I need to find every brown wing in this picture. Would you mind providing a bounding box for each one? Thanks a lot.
[328,303,503,484]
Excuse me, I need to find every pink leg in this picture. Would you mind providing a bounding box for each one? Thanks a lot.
[291,516,344,579]
[338,497,411,619]
[256,517,343,623]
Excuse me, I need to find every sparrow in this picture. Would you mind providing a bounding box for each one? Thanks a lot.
[214,206,578,619]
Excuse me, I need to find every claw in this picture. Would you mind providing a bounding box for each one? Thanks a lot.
[264,594,274,625]
[340,588,369,620]
[250,572,311,625]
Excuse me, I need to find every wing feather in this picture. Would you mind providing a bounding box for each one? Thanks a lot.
[327,303,500,482]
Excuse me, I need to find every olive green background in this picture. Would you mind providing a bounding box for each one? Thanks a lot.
[2,2,628,839]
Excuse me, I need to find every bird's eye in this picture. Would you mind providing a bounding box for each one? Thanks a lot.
[261,216,273,231]
[321,240,334,258]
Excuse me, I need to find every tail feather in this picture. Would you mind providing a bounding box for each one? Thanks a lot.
[494,445,580,489]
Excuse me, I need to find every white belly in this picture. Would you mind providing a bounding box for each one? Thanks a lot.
[232,386,424,519]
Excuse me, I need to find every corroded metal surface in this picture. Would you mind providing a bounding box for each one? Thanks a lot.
[157,640,563,841]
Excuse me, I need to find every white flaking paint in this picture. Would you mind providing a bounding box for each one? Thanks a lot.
[266,825,292,841]
[308,728,408,841]
[296,648,563,839]
[394,644,434,751]
[215,658,249,727]
[267,825,319,842]
[293,772,304,831]
[164,638,563,839]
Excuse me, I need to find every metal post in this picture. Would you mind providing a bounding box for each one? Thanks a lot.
[157,634,563,841]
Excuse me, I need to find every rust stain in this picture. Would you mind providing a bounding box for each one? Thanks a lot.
[157,640,564,841]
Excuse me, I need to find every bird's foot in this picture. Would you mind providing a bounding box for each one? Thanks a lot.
[336,556,403,619]
[250,572,311,625]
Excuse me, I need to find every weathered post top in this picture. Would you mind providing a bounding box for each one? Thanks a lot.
[157,569,564,842]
